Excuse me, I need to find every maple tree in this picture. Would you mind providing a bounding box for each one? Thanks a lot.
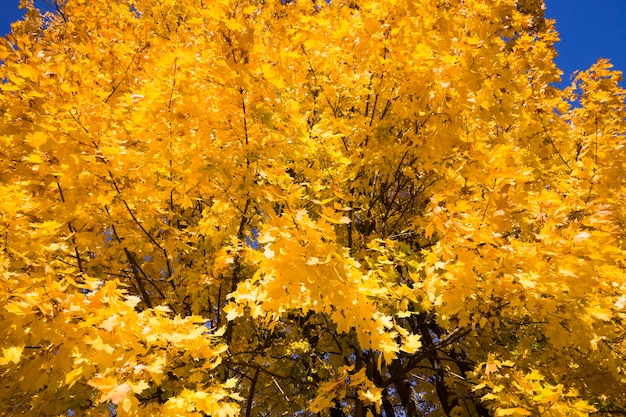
[1,0,625,415]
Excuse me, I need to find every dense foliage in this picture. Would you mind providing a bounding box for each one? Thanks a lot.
[1,0,625,415]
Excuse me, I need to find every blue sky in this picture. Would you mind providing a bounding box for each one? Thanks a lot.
[1,0,625,88]
[545,1,626,87]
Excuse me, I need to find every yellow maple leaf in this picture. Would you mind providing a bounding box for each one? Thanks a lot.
[400,333,422,353]
[64,366,84,389]
[108,382,132,404]
[25,131,47,148]
[496,407,531,416]
[358,387,383,408]
[1,346,23,365]
[587,306,612,321]
[16,64,39,80]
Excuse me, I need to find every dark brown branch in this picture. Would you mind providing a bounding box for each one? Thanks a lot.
[108,171,174,280]
[245,368,261,417]
[105,43,149,103]
[55,178,85,274]
[542,125,572,172]
[301,44,338,118]
[381,327,471,390]
[123,247,153,309]
[417,316,457,415]
[227,360,317,387]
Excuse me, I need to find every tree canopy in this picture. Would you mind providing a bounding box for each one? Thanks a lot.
[1,0,625,416]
